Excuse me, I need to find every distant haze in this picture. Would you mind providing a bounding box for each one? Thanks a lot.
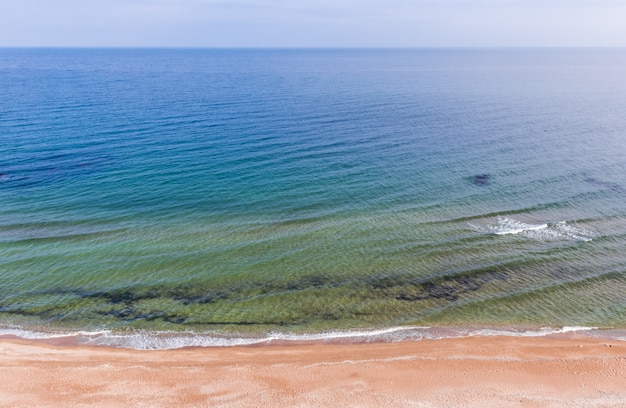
[1,0,626,47]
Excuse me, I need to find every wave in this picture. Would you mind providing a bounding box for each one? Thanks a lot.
[470,217,595,242]
[1,325,621,350]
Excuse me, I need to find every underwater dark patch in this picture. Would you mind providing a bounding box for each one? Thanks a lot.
[285,275,328,291]
[365,268,508,303]
[86,289,160,304]
[96,307,188,324]
[167,286,230,305]
[584,178,625,193]
[31,276,343,311]
[470,173,491,186]
[1,267,512,327]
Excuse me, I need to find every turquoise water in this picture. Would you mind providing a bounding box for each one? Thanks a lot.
[1,49,626,343]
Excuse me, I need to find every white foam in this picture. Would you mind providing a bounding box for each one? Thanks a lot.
[85,331,271,349]
[0,325,440,349]
[560,326,598,333]
[83,326,436,349]
[0,327,108,340]
[471,326,597,338]
[473,217,594,242]
[1,325,617,350]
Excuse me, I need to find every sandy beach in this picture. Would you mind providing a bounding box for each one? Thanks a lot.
[0,335,625,407]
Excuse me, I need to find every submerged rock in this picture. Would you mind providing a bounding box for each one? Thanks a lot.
[584,178,625,193]
[471,174,491,186]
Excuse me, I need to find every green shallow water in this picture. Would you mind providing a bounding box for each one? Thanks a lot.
[2,209,624,333]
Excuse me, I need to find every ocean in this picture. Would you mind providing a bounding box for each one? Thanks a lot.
[1,48,626,348]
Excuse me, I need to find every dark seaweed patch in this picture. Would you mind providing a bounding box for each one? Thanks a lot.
[0,306,46,317]
[584,178,625,193]
[366,268,508,303]
[104,307,135,319]
[285,275,327,290]
[32,275,340,310]
[167,286,229,305]
[0,305,66,323]
[470,174,491,186]
[369,275,407,290]
[11,274,346,326]
[84,289,160,304]
[395,282,459,302]
[3,267,511,327]
[96,307,187,324]
[176,291,229,305]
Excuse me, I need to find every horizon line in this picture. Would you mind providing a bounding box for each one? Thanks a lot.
[1,45,625,50]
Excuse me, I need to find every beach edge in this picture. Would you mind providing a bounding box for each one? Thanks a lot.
[1,334,625,407]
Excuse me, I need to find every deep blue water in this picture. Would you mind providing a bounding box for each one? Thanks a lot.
[1,48,626,345]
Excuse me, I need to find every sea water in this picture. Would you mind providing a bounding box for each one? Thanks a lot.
[1,48,626,347]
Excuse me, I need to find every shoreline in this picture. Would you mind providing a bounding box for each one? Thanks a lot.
[2,324,625,349]
[1,334,625,407]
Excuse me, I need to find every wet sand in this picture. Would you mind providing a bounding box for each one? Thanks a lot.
[1,335,625,407]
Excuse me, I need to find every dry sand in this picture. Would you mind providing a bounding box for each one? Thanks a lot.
[1,335,625,407]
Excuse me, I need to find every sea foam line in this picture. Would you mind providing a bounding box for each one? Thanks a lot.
[1,325,619,350]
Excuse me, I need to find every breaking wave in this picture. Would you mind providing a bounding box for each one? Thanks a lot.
[471,217,594,242]
[1,325,619,350]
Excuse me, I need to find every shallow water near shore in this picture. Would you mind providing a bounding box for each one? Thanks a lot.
[2,324,626,350]
[1,48,626,340]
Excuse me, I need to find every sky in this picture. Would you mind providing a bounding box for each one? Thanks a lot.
[1,0,626,47]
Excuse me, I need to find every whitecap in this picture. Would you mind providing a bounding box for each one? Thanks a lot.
[473,217,594,242]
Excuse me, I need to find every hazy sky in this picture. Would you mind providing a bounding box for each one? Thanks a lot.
[1,0,625,47]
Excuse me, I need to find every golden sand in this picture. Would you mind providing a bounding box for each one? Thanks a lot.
[1,335,625,407]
